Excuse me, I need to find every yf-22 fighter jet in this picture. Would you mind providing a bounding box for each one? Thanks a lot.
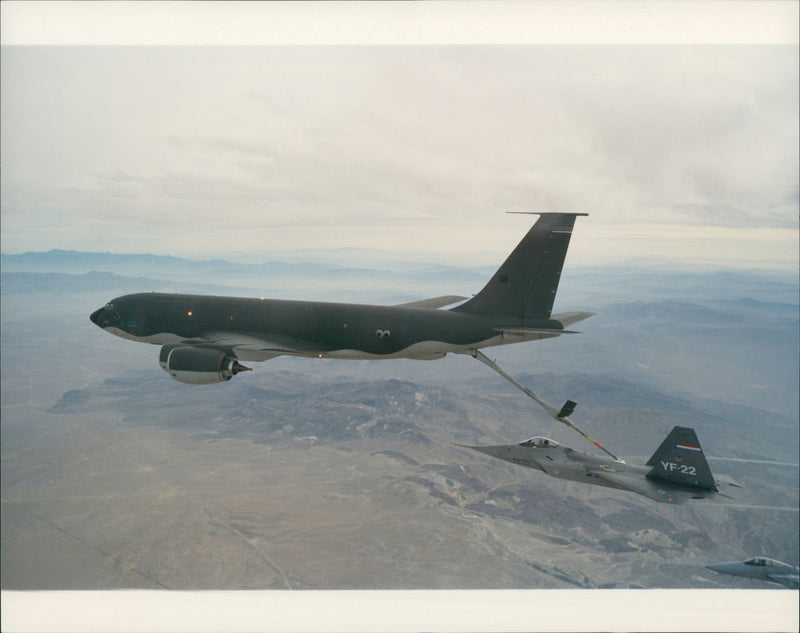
[459,425,742,505]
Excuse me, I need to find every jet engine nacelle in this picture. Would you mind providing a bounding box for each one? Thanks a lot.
[159,344,250,385]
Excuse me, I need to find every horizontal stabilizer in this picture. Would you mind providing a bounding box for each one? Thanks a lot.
[713,473,743,488]
[550,311,594,327]
[494,327,581,336]
[396,295,468,309]
[495,311,594,336]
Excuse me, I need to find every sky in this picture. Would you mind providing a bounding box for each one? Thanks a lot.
[1,7,798,632]
[1,2,798,271]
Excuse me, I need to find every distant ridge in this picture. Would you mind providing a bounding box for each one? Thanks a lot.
[1,250,232,274]
[0,271,169,295]
[0,249,387,279]
[0,250,488,292]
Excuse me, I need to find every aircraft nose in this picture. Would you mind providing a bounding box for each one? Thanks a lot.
[706,562,735,574]
[90,306,115,327]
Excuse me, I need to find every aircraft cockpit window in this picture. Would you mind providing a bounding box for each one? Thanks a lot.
[101,303,122,323]
[519,436,559,449]
[744,558,772,567]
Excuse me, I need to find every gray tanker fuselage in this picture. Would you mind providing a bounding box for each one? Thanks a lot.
[90,213,592,384]
[92,293,567,362]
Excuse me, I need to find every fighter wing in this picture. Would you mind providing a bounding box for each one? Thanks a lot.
[583,469,637,493]
[395,295,468,309]
[588,469,693,504]
[766,574,799,589]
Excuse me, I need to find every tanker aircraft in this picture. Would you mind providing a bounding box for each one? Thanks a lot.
[706,557,799,589]
[90,213,591,384]
[458,425,742,505]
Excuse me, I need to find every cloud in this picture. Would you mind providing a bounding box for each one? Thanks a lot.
[1,46,797,265]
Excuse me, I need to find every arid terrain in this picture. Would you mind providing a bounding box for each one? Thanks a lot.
[2,256,797,590]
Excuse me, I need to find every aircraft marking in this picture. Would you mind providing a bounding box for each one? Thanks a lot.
[660,461,697,475]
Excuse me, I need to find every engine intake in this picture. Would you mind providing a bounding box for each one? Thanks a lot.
[159,344,250,384]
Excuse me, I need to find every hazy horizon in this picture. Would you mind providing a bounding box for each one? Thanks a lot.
[4,243,800,275]
[2,6,798,273]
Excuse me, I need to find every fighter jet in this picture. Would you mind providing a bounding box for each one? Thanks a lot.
[458,425,742,505]
[90,213,592,384]
[706,557,799,589]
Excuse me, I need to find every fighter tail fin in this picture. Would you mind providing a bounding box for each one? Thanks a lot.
[451,213,587,322]
[645,426,716,490]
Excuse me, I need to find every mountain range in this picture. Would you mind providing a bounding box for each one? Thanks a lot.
[1,248,797,590]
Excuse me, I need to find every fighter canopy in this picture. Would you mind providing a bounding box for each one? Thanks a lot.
[518,436,560,448]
